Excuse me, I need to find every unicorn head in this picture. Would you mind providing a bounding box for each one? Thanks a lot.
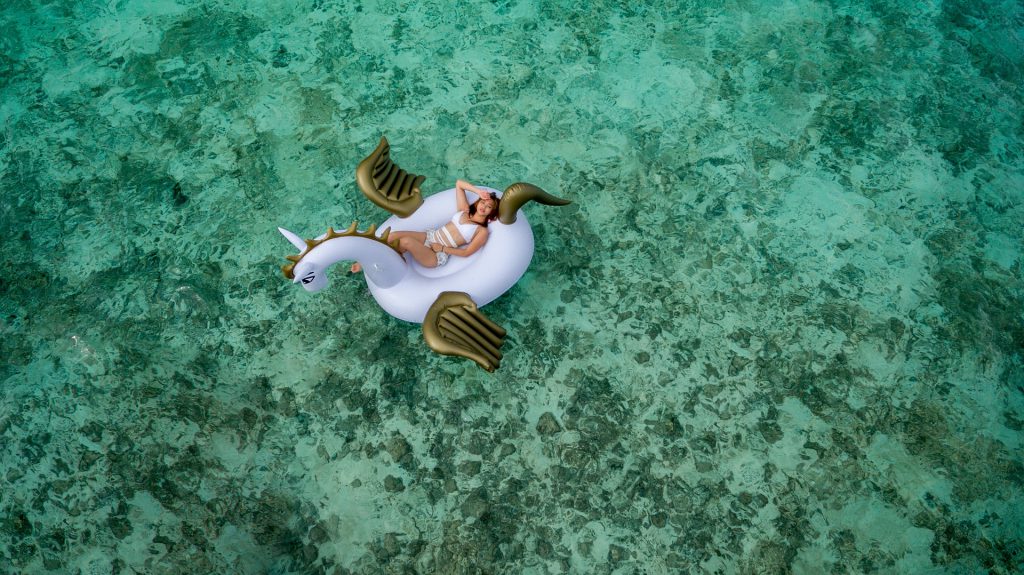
[278,224,407,293]
[291,259,329,292]
[279,227,330,292]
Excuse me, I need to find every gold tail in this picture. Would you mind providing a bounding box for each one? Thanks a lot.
[423,292,507,372]
[355,136,426,217]
[497,182,571,224]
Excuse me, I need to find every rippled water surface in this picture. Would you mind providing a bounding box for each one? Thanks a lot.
[1,0,1022,573]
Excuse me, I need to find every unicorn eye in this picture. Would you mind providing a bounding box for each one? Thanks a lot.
[301,274,315,284]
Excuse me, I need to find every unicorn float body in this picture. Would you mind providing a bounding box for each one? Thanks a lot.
[278,137,570,371]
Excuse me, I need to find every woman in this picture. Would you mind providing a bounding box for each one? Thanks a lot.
[351,179,499,272]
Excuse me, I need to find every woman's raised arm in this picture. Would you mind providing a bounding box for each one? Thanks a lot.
[455,179,485,212]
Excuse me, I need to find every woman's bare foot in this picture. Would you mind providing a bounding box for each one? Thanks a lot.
[349,263,362,273]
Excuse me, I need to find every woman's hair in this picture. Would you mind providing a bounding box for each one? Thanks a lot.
[469,192,500,226]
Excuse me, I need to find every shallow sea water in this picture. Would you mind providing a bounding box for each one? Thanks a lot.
[1,0,1023,573]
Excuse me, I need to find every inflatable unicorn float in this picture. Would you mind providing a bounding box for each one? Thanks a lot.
[278,137,570,371]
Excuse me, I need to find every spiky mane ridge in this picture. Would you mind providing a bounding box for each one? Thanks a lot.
[281,222,400,279]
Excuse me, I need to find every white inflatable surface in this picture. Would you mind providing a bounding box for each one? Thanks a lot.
[367,187,534,323]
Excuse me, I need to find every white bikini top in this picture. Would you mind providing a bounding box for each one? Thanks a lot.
[438,211,480,247]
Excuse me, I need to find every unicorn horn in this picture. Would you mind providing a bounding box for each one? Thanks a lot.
[278,227,306,252]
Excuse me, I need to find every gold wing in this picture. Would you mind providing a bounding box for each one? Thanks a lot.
[355,136,425,217]
[423,292,507,372]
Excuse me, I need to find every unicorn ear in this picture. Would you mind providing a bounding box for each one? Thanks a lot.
[278,227,306,251]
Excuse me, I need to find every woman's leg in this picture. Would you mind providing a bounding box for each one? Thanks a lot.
[390,230,426,246]
[398,236,440,267]
[352,230,429,272]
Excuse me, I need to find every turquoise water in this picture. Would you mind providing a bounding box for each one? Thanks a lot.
[2,0,1022,572]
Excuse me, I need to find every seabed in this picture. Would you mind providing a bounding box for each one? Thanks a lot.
[1,1,1022,573]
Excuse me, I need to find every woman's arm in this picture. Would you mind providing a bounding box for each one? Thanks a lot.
[442,228,489,258]
[455,179,486,212]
